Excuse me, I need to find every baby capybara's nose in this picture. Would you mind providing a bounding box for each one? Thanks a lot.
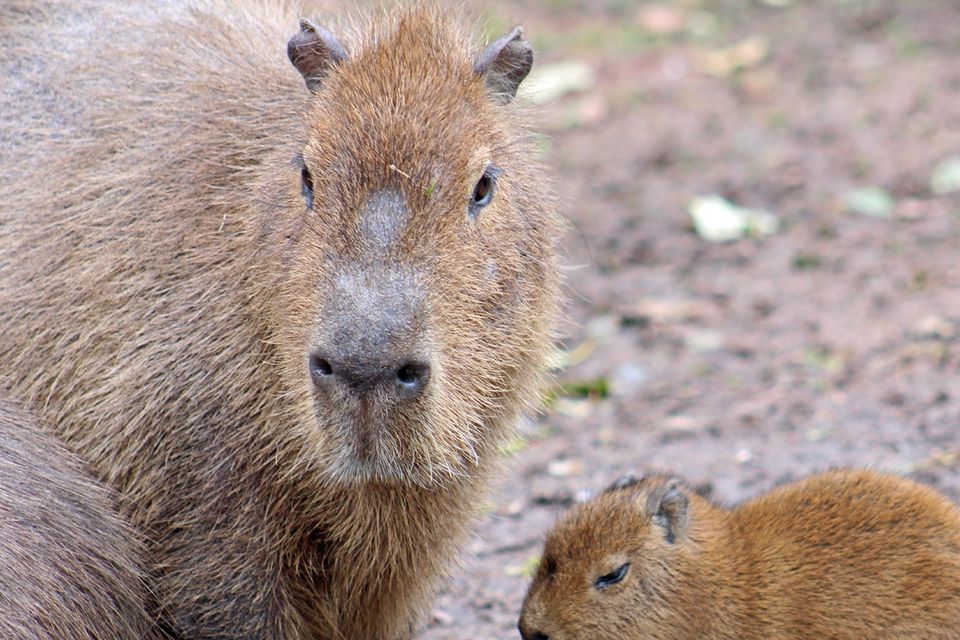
[518,623,549,640]
[310,351,431,399]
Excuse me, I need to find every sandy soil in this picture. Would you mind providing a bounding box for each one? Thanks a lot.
[416,1,960,637]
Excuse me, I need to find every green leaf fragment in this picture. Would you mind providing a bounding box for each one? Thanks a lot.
[931,157,960,195]
[843,187,894,218]
[506,555,541,578]
[688,195,779,242]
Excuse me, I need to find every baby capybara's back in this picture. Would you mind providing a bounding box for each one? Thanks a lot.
[0,399,155,640]
[520,470,960,640]
[736,470,960,639]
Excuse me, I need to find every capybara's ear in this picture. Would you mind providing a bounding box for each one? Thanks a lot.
[474,26,533,104]
[644,478,689,544]
[604,473,640,494]
[287,19,348,92]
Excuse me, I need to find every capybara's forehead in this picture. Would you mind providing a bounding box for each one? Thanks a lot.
[544,493,652,564]
[300,11,509,181]
[307,9,492,136]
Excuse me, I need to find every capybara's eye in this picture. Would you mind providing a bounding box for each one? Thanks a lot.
[301,165,314,209]
[594,562,630,590]
[468,165,499,218]
[473,174,492,204]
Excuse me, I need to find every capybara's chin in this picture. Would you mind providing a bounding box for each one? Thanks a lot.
[310,392,482,487]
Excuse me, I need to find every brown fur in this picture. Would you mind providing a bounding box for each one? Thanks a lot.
[520,470,960,640]
[0,2,561,638]
[0,398,157,639]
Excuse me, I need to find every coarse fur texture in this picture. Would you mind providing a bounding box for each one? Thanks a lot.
[0,1,562,638]
[520,470,960,640]
[0,398,156,639]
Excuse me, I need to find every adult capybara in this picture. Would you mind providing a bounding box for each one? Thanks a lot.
[0,398,156,639]
[520,470,960,640]
[0,2,561,638]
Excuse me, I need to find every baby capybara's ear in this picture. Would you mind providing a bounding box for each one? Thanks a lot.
[644,478,689,544]
[287,19,348,92]
[474,26,533,104]
[603,473,640,494]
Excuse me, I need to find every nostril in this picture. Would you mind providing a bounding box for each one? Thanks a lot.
[396,364,419,385]
[309,353,334,383]
[395,361,430,396]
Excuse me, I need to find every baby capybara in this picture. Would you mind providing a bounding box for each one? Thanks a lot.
[520,470,960,640]
[0,398,155,639]
[0,1,561,638]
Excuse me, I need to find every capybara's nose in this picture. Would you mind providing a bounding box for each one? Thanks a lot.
[310,351,431,399]
[311,259,430,399]
[518,624,549,640]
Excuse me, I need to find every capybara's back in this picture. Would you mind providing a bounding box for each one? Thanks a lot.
[521,470,960,640]
[0,399,155,640]
[736,470,960,639]
[0,1,561,638]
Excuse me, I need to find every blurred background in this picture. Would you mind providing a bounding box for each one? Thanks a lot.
[330,0,960,636]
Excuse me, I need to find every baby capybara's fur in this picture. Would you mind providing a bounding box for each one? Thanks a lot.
[520,470,960,640]
[0,1,561,638]
[0,398,156,639]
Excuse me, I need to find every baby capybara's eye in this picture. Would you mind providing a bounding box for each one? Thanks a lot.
[469,165,499,218]
[594,562,630,590]
[301,165,314,209]
[473,174,492,204]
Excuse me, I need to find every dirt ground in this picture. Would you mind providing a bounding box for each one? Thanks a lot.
[412,0,960,638]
